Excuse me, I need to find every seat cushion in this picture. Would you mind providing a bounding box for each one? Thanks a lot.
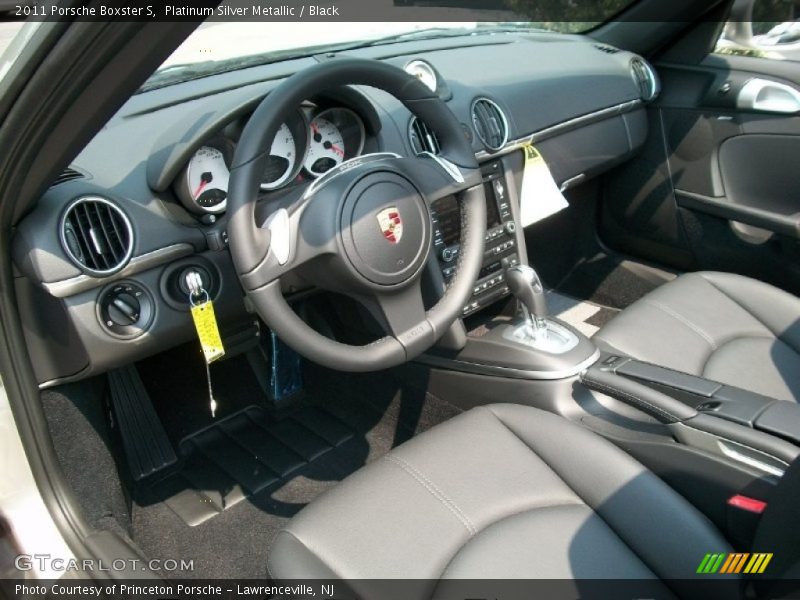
[268,404,734,599]
[595,272,800,402]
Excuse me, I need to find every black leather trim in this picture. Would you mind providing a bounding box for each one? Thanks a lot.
[581,366,698,423]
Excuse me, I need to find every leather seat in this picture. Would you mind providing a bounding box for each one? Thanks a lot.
[268,404,734,598]
[596,271,800,403]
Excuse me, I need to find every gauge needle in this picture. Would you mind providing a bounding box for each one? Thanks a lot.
[310,123,322,142]
[331,144,344,157]
[194,172,213,199]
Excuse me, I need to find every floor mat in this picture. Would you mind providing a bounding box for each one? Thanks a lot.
[142,405,355,527]
[131,365,461,579]
[546,290,619,338]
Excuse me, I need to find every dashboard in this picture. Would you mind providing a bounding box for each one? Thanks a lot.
[12,31,657,386]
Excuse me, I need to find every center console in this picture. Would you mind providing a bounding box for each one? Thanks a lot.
[581,355,800,473]
[431,160,520,317]
[425,153,598,379]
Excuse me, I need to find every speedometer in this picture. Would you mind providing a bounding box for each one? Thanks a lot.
[304,107,366,177]
[304,116,345,176]
[180,146,229,214]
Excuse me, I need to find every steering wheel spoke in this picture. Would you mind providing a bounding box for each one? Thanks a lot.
[384,153,481,205]
[364,281,435,357]
[239,184,339,291]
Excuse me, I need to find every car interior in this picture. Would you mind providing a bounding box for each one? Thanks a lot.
[4,0,800,596]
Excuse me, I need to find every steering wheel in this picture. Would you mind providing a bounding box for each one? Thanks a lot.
[227,58,487,372]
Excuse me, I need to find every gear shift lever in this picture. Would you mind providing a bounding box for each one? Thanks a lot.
[505,264,548,335]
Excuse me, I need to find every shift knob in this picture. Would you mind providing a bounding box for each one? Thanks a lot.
[505,264,548,326]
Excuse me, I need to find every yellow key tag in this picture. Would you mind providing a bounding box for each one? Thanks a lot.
[190,299,225,364]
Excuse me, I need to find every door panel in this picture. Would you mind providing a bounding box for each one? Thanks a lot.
[600,53,800,295]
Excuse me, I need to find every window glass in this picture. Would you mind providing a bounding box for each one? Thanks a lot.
[715,0,800,61]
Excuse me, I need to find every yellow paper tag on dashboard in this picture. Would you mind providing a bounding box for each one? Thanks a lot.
[519,142,568,228]
[190,300,225,364]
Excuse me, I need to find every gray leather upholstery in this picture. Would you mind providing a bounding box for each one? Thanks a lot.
[596,272,800,403]
[269,404,733,598]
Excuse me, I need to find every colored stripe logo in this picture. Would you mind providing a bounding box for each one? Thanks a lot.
[697,552,773,574]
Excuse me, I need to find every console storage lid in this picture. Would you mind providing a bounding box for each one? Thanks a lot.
[755,401,800,446]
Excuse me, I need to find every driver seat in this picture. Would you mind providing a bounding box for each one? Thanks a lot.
[267,403,737,599]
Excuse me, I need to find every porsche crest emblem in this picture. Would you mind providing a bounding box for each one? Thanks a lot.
[376,207,403,244]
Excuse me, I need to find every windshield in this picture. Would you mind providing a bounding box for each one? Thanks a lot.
[163,22,512,66]
[145,0,636,91]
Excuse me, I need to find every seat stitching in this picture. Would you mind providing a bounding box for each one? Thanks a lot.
[699,333,781,377]
[701,274,800,355]
[641,298,718,350]
[266,549,274,580]
[430,501,595,586]
[484,407,674,583]
[384,454,477,535]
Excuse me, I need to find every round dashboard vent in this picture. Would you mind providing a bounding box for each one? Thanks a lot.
[60,196,134,276]
[630,57,660,102]
[471,97,508,151]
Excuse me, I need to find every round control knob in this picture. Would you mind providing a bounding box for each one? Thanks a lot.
[504,221,517,235]
[97,281,154,339]
[107,292,141,325]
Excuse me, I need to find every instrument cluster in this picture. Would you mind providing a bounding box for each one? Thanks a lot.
[174,105,366,215]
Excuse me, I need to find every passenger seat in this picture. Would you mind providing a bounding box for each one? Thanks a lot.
[594,271,800,403]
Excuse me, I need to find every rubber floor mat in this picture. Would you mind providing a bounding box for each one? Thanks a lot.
[141,405,354,526]
[131,364,462,578]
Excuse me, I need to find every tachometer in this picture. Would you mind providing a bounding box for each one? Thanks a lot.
[179,146,229,214]
[261,123,297,190]
[304,107,365,177]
